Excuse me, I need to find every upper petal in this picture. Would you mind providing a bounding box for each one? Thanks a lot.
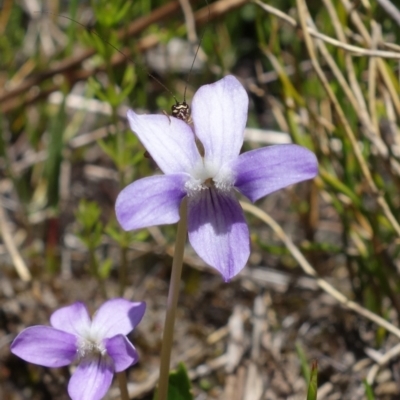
[187,189,250,281]
[116,174,187,231]
[191,75,248,167]
[68,356,113,400]
[91,299,146,338]
[232,144,318,202]
[11,326,77,367]
[127,110,201,174]
[105,334,139,372]
[50,302,91,337]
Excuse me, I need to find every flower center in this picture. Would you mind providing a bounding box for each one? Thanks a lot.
[185,159,235,197]
[77,336,106,360]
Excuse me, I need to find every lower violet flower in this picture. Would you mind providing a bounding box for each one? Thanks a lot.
[116,75,318,281]
[11,299,146,400]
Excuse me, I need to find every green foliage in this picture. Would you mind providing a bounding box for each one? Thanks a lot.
[0,5,25,70]
[91,0,131,28]
[65,0,80,55]
[153,363,193,400]
[97,127,142,175]
[106,220,148,248]
[98,258,113,280]
[75,199,103,250]
[75,200,110,286]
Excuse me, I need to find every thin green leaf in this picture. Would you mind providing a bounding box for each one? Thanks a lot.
[363,379,375,400]
[296,342,310,383]
[45,99,67,208]
[306,360,318,400]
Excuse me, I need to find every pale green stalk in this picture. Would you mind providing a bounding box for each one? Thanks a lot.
[116,371,129,400]
[157,199,188,400]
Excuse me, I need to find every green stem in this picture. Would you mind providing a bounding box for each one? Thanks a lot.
[89,246,106,298]
[157,199,188,400]
[116,371,130,400]
[119,243,128,296]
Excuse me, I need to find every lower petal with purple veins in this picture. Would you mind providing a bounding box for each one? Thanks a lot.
[187,189,250,281]
[115,173,188,231]
[68,356,114,400]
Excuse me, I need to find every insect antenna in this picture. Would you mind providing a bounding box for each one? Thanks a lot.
[171,0,210,124]
[39,10,181,106]
[183,0,210,104]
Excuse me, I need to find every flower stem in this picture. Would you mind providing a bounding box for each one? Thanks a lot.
[119,243,128,296]
[116,371,130,400]
[157,198,188,400]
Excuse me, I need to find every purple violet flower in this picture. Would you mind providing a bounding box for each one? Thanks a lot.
[11,299,146,400]
[116,75,318,281]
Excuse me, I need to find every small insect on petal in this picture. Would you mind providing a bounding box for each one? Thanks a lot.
[171,101,192,124]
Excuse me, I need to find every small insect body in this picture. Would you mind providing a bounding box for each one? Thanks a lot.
[171,101,191,124]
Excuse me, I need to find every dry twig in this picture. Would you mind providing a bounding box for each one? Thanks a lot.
[253,0,400,59]
[295,0,400,237]
[0,0,248,114]
[240,201,400,340]
[0,203,31,281]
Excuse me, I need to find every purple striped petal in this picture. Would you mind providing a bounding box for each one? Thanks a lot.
[187,189,250,281]
[232,145,318,202]
[50,302,91,336]
[68,356,113,400]
[105,334,139,372]
[191,75,248,168]
[127,110,201,174]
[11,326,77,367]
[92,299,146,338]
[116,174,187,231]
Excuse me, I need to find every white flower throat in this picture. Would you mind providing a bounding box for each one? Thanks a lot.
[185,158,235,197]
[77,338,106,359]
[76,328,106,359]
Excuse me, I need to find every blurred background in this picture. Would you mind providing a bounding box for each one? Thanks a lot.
[2,0,400,398]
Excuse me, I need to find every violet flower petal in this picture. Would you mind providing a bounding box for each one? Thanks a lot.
[105,334,139,372]
[188,189,250,281]
[191,75,248,167]
[68,356,113,400]
[50,302,91,336]
[92,299,146,338]
[11,326,77,367]
[232,144,318,202]
[115,174,188,231]
[127,110,201,174]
